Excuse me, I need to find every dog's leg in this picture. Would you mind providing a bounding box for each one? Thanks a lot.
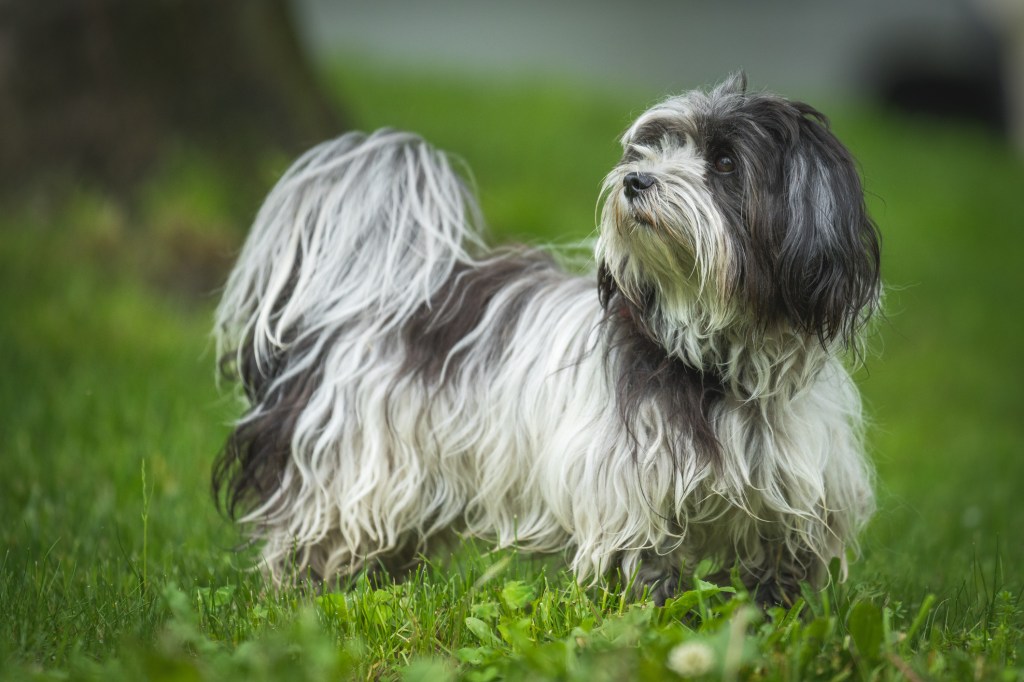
[739,545,823,608]
[633,554,683,606]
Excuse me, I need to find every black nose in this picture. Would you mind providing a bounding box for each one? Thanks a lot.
[623,172,655,199]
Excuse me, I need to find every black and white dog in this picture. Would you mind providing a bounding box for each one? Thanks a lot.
[214,73,881,604]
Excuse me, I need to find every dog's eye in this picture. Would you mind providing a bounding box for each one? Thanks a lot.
[713,155,736,174]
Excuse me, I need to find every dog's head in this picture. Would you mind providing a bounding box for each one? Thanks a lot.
[598,73,880,350]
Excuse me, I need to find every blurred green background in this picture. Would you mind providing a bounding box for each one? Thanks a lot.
[1,0,1023,674]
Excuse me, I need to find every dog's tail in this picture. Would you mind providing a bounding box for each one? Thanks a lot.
[216,129,482,394]
[214,129,482,517]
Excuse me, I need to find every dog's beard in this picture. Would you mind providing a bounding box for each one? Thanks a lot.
[598,147,737,337]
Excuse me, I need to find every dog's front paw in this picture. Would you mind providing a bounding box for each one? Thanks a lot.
[635,565,682,606]
[751,575,805,609]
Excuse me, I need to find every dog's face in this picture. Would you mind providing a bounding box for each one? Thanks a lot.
[598,73,880,347]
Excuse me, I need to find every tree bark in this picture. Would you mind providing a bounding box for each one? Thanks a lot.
[0,0,344,193]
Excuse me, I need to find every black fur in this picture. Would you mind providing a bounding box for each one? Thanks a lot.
[709,94,881,347]
[598,263,724,467]
[401,251,560,384]
[214,332,328,519]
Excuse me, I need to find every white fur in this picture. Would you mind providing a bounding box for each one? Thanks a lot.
[217,121,874,594]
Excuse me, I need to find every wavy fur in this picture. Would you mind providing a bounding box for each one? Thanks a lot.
[215,78,879,604]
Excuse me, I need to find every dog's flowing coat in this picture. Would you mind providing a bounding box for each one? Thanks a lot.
[215,74,880,604]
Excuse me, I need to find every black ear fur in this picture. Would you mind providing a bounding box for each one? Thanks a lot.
[776,104,881,347]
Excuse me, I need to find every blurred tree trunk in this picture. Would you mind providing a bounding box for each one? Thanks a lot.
[0,0,345,193]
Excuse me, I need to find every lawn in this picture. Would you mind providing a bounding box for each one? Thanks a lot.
[1,63,1022,680]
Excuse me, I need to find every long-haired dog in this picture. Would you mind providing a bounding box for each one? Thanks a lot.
[214,73,880,605]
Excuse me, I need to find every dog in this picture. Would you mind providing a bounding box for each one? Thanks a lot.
[214,73,881,605]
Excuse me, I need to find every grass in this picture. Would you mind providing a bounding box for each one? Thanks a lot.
[2,61,1023,680]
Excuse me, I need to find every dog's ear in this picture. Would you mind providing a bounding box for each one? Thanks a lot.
[775,103,881,347]
[715,71,748,96]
